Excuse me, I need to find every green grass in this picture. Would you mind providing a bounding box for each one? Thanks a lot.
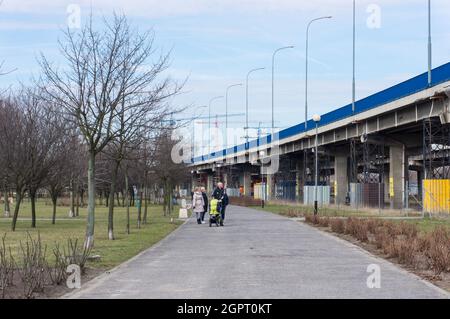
[258,202,450,233]
[0,199,183,269]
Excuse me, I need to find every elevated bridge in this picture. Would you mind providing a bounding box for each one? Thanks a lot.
[191,62,450,212]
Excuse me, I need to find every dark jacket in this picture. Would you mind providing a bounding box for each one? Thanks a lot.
[201,192,208,212]
[212,188,228,206]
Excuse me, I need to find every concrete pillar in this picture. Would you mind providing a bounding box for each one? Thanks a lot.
[417,170,423,201]
[223,172,229,188]
[207,174,214,194]
[334,154,349,206]
[243,171,252,196]
[389,145,407,209]
[295,160,303,202]
[266,174,274,200]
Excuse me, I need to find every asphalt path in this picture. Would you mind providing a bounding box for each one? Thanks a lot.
[65,205,449,299]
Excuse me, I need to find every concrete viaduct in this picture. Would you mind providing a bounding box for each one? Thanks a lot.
[190,62,450,212]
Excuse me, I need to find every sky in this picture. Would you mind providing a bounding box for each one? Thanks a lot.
[1,0,450,154]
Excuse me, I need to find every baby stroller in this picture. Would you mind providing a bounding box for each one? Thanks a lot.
[209,199,223,227]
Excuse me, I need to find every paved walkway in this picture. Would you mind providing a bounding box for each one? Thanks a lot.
[65,206,448,299]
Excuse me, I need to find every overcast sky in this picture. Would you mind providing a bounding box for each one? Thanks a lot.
[1,0,449,152]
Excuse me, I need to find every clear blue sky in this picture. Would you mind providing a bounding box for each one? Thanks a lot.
[1,0,449,143]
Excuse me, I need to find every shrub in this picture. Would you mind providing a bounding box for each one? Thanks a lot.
[398,222,418,239]
[354,220,369,242]
[304,214,314,224]
[0,234,15,299]
[318,216,330,228]
[395,238,418,267]
[330,218,345,234]
[345,217,358,236]
[425,227,450,275]
[17,232,48,299]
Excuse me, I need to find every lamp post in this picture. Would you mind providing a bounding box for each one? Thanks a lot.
[192,105,207,160]
[225,83,242,149]
[352,0,356,113]
[313,114,321,216]
[246,67,265,143]
[428,0,432,86]
[272,46,294,131]
[305,16,332,130]
[259,150,266,208]
[209,96,224,155]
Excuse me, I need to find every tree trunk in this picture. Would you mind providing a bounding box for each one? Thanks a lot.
[75,181,79,216]
[51,194,57,225]
[30,190,37,228]
[125,171,130,235]
[4,187,10,217]
[69,178,75,217]
[80,188,85,207]
[105,190,109,208]
[137,189,142,229]
[143,185,148,224]
[11,190,23,231]
[84,151,96,249]
[108,161,120,241]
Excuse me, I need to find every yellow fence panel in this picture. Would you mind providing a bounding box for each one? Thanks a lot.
[423,179,450,214]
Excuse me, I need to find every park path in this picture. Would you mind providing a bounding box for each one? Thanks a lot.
[65,205,448,299]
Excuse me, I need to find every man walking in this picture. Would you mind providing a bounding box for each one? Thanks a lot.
[212,182,228,226]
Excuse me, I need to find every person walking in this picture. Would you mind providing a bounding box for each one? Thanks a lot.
[192,187,204,225]
[212,182,229,226]
[201,186,208,223]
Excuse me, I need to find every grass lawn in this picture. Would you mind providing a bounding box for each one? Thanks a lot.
[257,202,450,233]
[0,199,183,269]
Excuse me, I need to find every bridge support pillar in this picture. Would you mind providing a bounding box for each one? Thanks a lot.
[295,160,304,202]
[243,171,252,197]
[389,145,407,209]
[266,174,274,200]
[207,174,214,194]
[334,153,349,206]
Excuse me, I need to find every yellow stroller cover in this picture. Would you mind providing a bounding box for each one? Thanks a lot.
[210,199,219,215]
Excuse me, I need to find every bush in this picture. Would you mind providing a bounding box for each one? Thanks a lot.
[17,232,49,299]
[344,217,357,236]
[425,227,450,275]
[304,214,315,224]
[318,216,330,228]
[354,220,369,242]
[0,234,15,299]
[398,222,418,239]
[395,238,418,267]
[330,218,345,234]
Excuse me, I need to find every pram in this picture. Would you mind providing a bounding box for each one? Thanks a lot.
[209,198,223,227]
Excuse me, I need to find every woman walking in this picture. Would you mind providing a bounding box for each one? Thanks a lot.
[192,187,205,224]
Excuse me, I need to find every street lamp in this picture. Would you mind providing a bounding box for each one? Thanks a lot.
[428,0,432,86]
[225,83,243,149]
[304,16,332,131]
[313,114,321,216]
[246,67,265,143]
[259,150,266,208]
[272,46,295,131]
[192,105,207,160]
[209,96,224,155]
[352,0,356,113]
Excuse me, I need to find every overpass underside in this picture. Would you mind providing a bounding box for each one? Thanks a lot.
[192,90,450,214]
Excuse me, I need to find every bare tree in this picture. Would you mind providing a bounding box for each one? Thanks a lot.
[152,129,190,216]
[20,87,66,228]
[40,14,181,248]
